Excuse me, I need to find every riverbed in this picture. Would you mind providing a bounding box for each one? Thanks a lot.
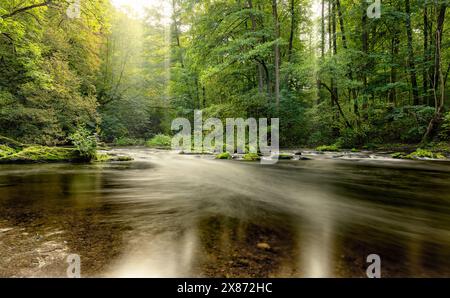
[0,148,449,277]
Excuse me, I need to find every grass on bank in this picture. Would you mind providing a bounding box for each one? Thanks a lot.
[146,134,172,149]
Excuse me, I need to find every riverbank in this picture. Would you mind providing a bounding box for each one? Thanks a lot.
[1,133,449,164]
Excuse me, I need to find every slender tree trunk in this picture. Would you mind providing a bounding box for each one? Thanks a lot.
[171,0,184,68]
[389,30,400,105]
[405,0,420,105]
[336,0,358,116]
[248,0,264,94]
[362,3,368,91]
[321,0,325,57]
[332,0,338,105]
[422,3,447,142]
[429,6,435,99]
[336,0,347,49]
[272,0,281,112]
[423,5,429,104]
[288,0,296,63]
[317,0,325,104]
[328,0,333,109]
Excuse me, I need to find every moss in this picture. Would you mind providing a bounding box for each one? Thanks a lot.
[351,148,359,153]
[316,144,340,152]
[95,153,112,162]
[0,146,85,163]
[146,134,172,149]
[95,153,133,162]
[243,153,261,161]
[0,145,17,158]
[391,152,407,159]
[216,152,232,160]
[406,149,446,160]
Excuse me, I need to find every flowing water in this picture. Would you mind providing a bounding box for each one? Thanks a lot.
[0,148,449,277]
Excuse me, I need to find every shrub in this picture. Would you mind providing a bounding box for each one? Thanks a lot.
[0,136,24,150]
[316,144,340,152]
[216,152,232,159]
[439,112,450,140]
[146,134,172,148]
[114,137,145,146]
[68,126,97,160]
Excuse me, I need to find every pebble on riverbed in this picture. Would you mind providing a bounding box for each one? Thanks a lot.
[256,243,271,250]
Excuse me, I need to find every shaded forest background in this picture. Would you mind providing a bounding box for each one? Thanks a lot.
[0,0,449,149]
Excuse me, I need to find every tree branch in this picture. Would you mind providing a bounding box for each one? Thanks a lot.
[1,1,53,19]
[321,82,353,129]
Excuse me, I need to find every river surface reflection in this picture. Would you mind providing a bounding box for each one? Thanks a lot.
[0,148,449,277]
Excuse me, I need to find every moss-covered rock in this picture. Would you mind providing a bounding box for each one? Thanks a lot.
[0,146,86,164]
[243,153,261,161]
[407,149,446,160]
[391,152,407,159]
[95,153,112,162]
[216,152,232,160]
[0,145,17,158]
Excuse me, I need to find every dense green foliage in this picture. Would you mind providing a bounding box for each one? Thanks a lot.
[146,134,172,148]
[68,125,98,159]
[0,1,449,150]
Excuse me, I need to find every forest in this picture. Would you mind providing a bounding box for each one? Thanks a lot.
[0,0,449,160]
[2,0,450,281]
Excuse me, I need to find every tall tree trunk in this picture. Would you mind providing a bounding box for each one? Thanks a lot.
[272,0,281,112]
[288,0,296,63]
[405,0,420,105]
[328,0,333,109]
[423,5,429,104]
[332,0,338,105]
[422,3,447,142]
[321,0,325,57]
[389,30,400,105]
[317,0,325,105]
[328,0,332,57]
[171,0,184,68]
[336,0,347,49]
[248,0,264,94]
[336,0,358,116]
[429,6,435,99]
[362,2,368,91]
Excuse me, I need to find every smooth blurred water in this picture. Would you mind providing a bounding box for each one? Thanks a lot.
[0,148,449,277]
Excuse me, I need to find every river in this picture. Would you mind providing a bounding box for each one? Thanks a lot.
[0,148,449,277]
